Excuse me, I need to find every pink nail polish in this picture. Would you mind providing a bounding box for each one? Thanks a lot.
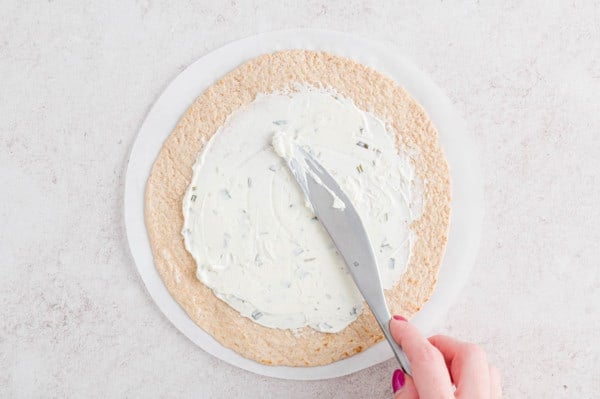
[392,369,405,392]
[393,315,407,321]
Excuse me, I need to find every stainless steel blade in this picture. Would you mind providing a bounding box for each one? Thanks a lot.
[284,144,412,375]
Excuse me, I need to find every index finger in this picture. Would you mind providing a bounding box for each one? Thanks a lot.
[389,317,454,399]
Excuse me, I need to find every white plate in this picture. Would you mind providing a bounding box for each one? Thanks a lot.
[124,29,484,380]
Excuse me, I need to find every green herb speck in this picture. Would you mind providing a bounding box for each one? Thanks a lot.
[251,310,263,320]
[388,258,396,270]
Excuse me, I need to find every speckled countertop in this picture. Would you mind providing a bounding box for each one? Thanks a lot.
[1,1,599,398]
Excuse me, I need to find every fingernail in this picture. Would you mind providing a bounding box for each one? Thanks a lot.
[392,369,405,392]
[393,315,407,321]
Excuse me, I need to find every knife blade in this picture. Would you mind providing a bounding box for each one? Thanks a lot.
[282,143,412,375]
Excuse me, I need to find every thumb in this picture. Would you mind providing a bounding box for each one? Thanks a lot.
[392,369,419,399]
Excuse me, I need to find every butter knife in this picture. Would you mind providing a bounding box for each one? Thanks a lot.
[281,143,412,375]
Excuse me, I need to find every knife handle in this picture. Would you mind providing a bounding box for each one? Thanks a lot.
[372,308,413,376]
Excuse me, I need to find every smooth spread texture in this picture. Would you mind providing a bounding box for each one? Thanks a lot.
[272,131,346,211]
[181,88,422,333]
[145,50,451,366]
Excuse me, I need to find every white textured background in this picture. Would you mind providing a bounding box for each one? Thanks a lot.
[1,1,599,398]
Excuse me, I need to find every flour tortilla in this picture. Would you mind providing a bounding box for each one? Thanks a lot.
[145,50,451,366]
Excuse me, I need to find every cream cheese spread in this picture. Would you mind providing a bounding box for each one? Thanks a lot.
[272,130,347,211]
[182,87,422,333]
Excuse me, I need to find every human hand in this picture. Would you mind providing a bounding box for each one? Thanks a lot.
[389,316,501,398]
